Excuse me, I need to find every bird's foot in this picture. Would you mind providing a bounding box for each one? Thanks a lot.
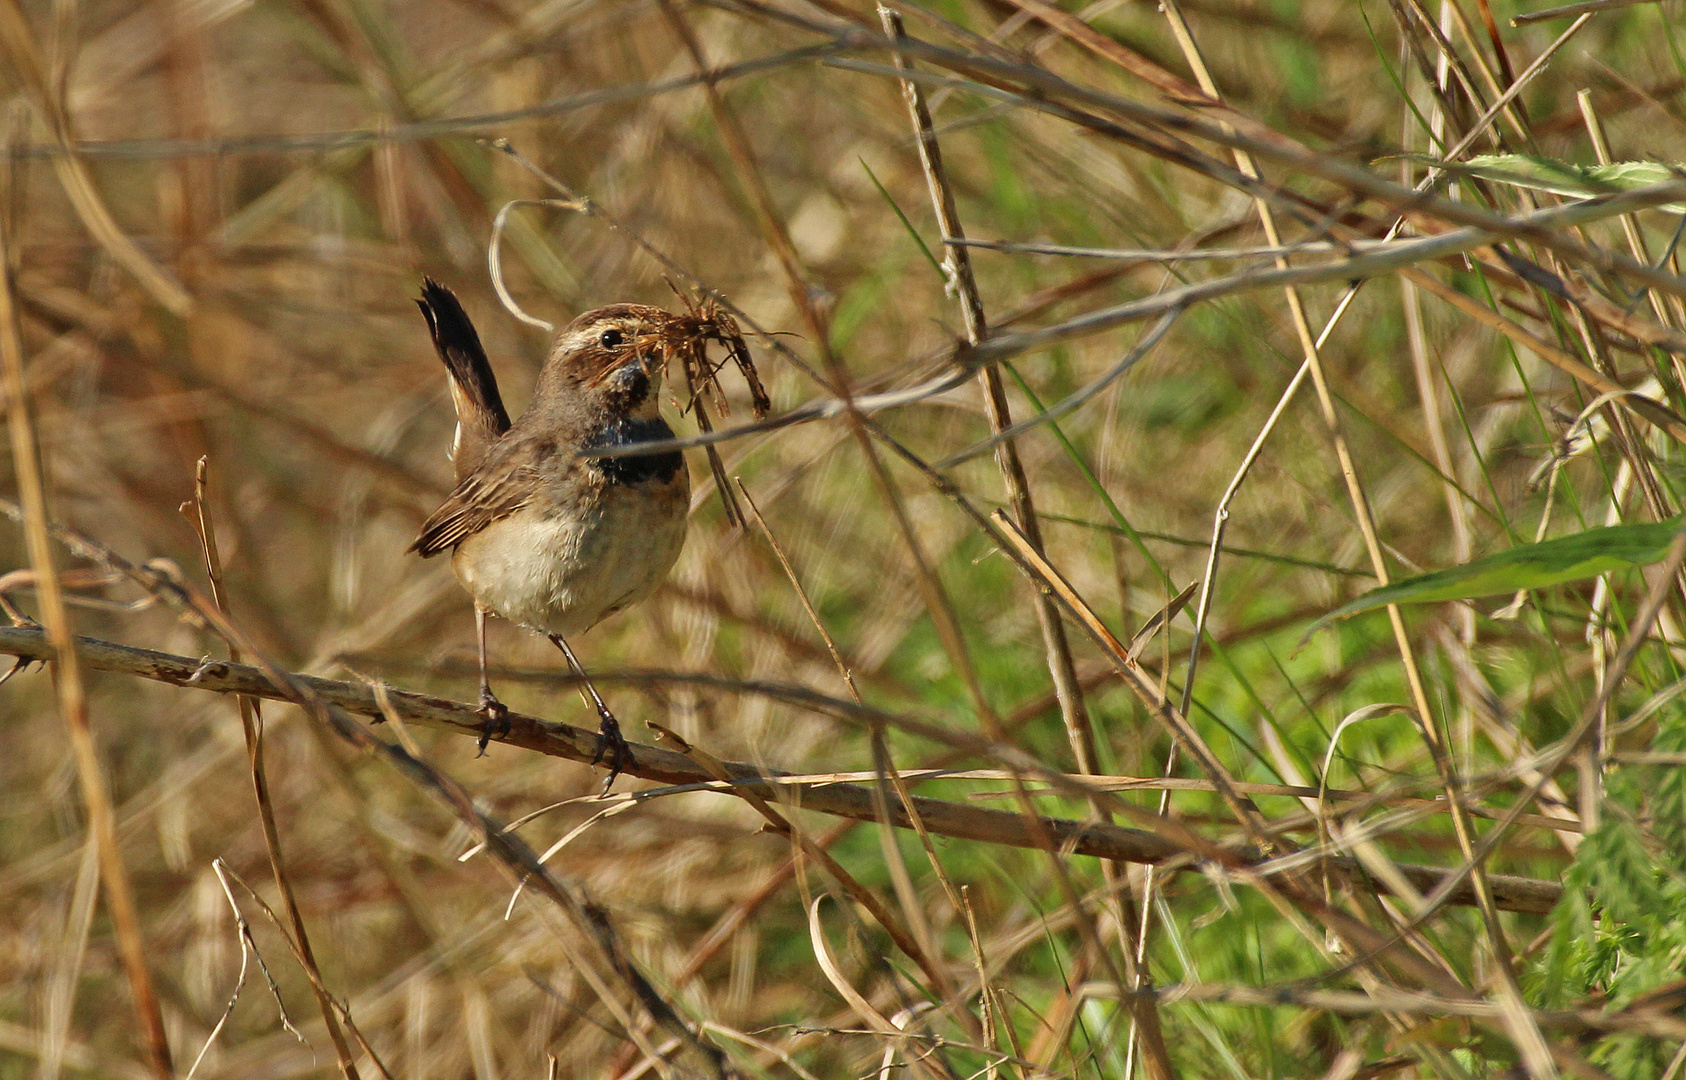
[590,709,634,794]
[476,690,511,756]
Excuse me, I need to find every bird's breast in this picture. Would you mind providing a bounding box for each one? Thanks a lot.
[451,458,689,637]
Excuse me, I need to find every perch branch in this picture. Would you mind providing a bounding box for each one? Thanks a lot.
[0,625,1565,916]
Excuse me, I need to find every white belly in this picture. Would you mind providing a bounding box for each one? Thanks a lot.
[451,488,687,637]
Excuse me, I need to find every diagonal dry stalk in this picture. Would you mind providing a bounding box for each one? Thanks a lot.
[183,458,365,1080]
[737,480,956,1000]
[0,3,192,315]
[878,6,1094,777]
[991,513,1276,848]
[1144,0,1365,1024]
[1160,11,1544,1059]
[876,12,1176,1075]
[0,151,173,1080]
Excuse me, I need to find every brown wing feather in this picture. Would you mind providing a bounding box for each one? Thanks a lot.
[410,456,543,557]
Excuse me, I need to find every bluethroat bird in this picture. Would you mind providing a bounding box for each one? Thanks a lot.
[409,279,691,787]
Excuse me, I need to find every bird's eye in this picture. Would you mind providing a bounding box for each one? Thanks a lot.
[599,328,624,349]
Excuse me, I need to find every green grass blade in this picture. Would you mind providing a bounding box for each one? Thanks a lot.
[1309,518,1686,634]
[861,158,946,280]
[1447,154,1686,213]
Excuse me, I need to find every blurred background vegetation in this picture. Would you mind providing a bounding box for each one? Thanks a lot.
[2,0,1686,1077]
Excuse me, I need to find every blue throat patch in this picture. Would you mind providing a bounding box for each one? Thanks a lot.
[586,417,684,486]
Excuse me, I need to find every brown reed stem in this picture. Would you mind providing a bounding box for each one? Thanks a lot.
[0,183,173,1079]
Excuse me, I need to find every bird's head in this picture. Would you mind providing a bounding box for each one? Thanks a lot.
[537,303,676,422]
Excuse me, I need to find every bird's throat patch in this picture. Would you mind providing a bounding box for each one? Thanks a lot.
[585,417,684,486]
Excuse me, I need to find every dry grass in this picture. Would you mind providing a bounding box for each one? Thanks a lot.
[3,0,1686,1077]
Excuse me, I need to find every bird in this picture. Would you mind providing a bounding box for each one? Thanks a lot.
[409,278,690,787]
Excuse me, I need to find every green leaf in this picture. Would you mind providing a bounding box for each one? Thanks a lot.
[1309,518,1685,633]
[1450,154,1686,213]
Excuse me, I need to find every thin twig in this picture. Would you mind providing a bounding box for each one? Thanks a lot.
[1511,0,1663,25]
[572,188,1686,465]
[182,858,303,1080]
[9,42,849,161]
[879,12,1174,1073]
[801,32,1686,299]
[656,0,1010,763]
[183,458,363,1080]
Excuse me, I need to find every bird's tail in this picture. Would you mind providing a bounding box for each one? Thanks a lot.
[417,279,510,476]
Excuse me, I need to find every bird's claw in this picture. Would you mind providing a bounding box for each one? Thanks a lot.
[476,691,511,756]
[590,710,633,794]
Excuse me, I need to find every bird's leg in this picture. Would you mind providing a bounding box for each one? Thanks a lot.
[474,606,510,754]
[547,634,631,793]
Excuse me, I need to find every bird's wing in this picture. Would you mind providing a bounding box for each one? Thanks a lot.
[410,445,544,557]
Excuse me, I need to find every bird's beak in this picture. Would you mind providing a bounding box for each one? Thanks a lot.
[635,330,670,376]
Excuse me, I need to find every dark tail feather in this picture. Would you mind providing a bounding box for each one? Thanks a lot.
[417,278,511,439]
